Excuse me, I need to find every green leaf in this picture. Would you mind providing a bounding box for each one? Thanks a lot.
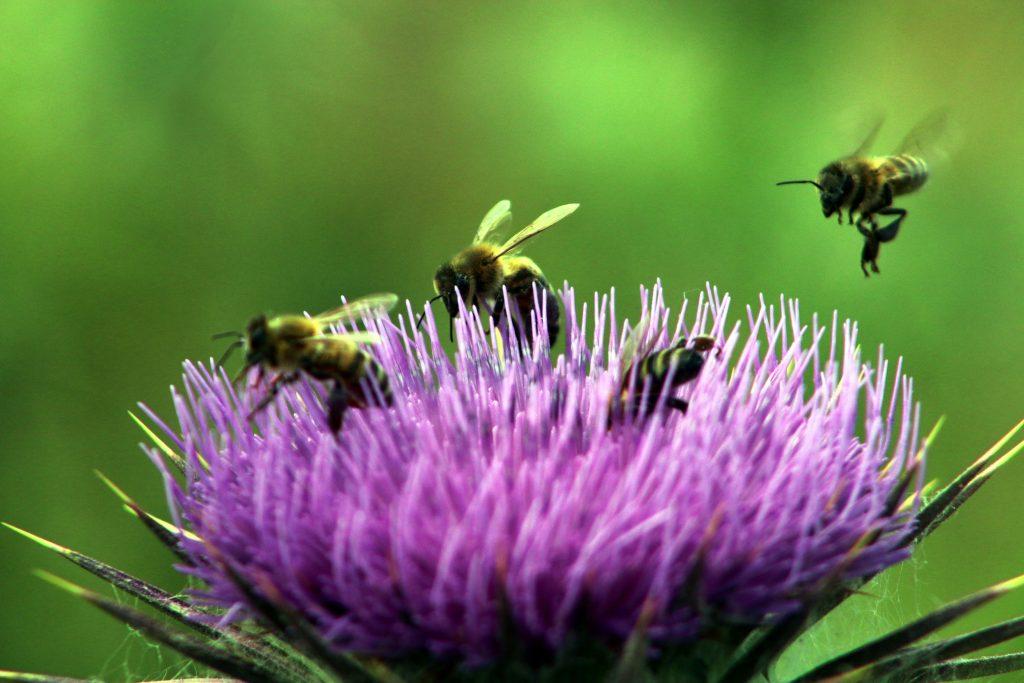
[95,470,196,563]
[852,616,1024,681]
[903,652,1024,682]
[0,672,87,682]
[717,610,809,683]
[788,574,1024,682]
[4,523,213,634]
[918,438,1024,541]
[34,571,281,683]
[129,410,187,471]
[610,599,656,683]
[912,417,1024,544]
[4,524,303,680]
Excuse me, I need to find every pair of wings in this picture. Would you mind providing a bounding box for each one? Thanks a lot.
[472,200,579,258]
[306,292,399,346]
[849,109,951,158]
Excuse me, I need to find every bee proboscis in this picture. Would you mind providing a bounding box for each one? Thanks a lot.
[214,293,398,433]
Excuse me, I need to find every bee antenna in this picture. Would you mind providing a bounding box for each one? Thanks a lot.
[211,330,243,340]
[416,295,443,331]
[776,179,824,191]
[449,315,454,343]
[232,363,253,386]
[216,339,245,366]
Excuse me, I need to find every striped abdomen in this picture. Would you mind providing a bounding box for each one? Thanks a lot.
[880,154,929,196]
[633,346,706,394]
[497,257,560,345]
[301,339,393,406]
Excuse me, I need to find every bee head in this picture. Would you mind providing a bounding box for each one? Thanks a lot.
[816,164,855,218]
[245,314,270,364]
[433,263,470,319]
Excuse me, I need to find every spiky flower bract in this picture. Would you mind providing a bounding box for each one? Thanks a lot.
[147,283,923,672]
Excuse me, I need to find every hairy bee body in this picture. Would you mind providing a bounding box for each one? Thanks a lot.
[617,336,716,418]
[218,294,397,433]
[493,256,560,346]
[295,336,391,409]
[432,244,505,319]
[879,154,929,195]
[255,315,324,370]
[779,112,947,277]
[428,201,578,344]
[829,154,929,219]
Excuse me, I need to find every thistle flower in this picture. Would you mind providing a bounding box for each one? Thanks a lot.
[7,283,1024,682]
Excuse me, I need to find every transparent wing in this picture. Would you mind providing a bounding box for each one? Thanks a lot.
[851,116,885,156]
[495,203,579,258]
[473,199,513,245]
[314,293,398,325]
[304,331,381,345]
[618,315,651,382]
[897,108,952,158]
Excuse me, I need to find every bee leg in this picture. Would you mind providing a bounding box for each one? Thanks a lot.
[666,397,690,414]
[875,207,906,243]
[326,381,350,434]
[854,216,881,276]
[859,235,881,277]
[247,373,299,419]
[491,291,506,331]
[477,295,496,318]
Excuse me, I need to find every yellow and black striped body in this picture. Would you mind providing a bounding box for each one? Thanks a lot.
[877,154,929,196]
[811,153,928,276]
[494,256,560,346]
[620,342,709,416]
[296,336,392,408]
[831,155,928,221]
[257,315,324,371]
[243,313,391,432]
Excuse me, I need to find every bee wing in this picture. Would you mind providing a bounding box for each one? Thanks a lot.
[618,315,652,382]
[494,203,579,259]
[897,108,952,159]
[305,331,381,345]
[314,293,399,325]
[850,116,885,156]
[473,199,513,245]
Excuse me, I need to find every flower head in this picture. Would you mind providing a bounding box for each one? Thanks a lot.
[149,282,923,667]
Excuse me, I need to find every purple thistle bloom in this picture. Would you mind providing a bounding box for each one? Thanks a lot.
[149,282,924,667]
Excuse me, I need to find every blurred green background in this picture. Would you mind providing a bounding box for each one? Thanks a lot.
[2,1,1023,679]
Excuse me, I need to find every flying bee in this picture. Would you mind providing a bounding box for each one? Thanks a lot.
[611,317,718,422]
[420,200,579,344]
[214,293,398,433]
[778,111,948,276]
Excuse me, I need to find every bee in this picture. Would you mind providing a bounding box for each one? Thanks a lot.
[612,318,717,421]
[778,111,948,276]
[214,293,398,433]
[420,200,579,344]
